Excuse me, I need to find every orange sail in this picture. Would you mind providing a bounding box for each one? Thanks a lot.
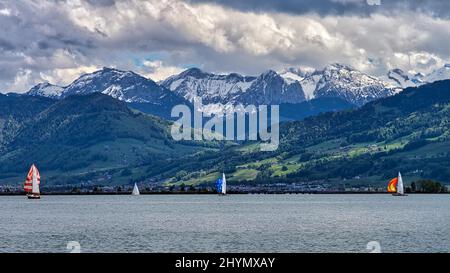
[387,177,398,193]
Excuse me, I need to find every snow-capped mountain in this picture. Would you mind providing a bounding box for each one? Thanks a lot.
[301,64,396,106]
[385,64,450,89]
[162,68,307,106]
[162,68,308,115]
[278,67,315,84]
[26,67,188,119]
[29,63,450,114]
[60,67,183,105]
[425,64,450,83]
[27,82,64,99]
[280,64,397,106]
[161,68,256,104]
[386,68,424,88]
[26,65,403,109]
[163,64,397,107]
[234,70,305,105]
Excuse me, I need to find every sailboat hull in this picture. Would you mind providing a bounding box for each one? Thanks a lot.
[27,194,40,199]
[392,193,408,196]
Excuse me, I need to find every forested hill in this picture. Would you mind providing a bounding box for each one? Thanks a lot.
[163,80,450,186]
[281,79,450,150]
[0,93,213,186]
[1,80,450,187]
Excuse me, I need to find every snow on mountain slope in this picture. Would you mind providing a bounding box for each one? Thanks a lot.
[58,67,185,105]
[27,82,64,99]
[386,69,418,88]
[278,67,315,84]
[306,64,396,106]
[161,68,256,104]
[163,68,307,105]
[234,70,305,105]
[299,73,322,100]
[425,64,450,83]
[279,71,304,84]
[384,64,450,89]
[31,62,450,111]
[281,64,396,106]
[164,64,399,107]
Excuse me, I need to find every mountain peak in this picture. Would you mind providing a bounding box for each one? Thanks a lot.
[418,64,450,84]
[260,69,279,78]
[57,67,185,105]
[44,92,131,117]
[161,69,258,104]
[303,63,395,106]
[100,67,128,73]
[27,82,64,98]
[101,66,116,72]
[98,67,136,77]
[386,69,418,89]
[386,63,450,89]
[280,67,315,78]
[73,67,137,84]
[34,82,51,88]
[325,63,354,71]
[27,63,450,110]
[179,67,209,78]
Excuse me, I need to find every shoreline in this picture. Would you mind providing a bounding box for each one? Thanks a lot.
[0,191,448,196]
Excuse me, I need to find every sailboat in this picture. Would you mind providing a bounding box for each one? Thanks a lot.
[388,172,407,196]
[24,164,41,199]
[132,183,140,196]
[215,173,227,195]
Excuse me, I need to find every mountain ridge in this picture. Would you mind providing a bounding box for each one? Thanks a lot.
[162,64,397,107]
[25,63,436,109]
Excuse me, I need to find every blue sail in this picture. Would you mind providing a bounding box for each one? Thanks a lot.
[215,178,223,193]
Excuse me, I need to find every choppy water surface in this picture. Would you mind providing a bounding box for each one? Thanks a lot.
[0,194,449,253]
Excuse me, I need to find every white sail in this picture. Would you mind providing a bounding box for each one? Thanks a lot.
[31,165,40,195]
[221,173,227,195]
[132,183,140,195]
[397,172,404,195]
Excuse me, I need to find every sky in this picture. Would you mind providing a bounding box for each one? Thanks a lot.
[1,0,450,93]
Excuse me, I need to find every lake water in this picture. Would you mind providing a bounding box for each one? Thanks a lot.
[0,194,449,253]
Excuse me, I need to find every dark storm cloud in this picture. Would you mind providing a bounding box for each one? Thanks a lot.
[189,0,371,16]
[0,39,15,51]
[188,0,450,18]
[85,0,116,7]
[45,34,97,50]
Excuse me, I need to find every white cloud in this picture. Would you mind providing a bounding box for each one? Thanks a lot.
[39,65,99,86]
[2,0,450,92]
[141,60,184,81]
[8,69,33,92]
[0,8,11,16]
[59,0,450,74]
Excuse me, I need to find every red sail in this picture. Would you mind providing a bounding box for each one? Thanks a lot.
[23,164,40,193]
[24,165,33,193]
